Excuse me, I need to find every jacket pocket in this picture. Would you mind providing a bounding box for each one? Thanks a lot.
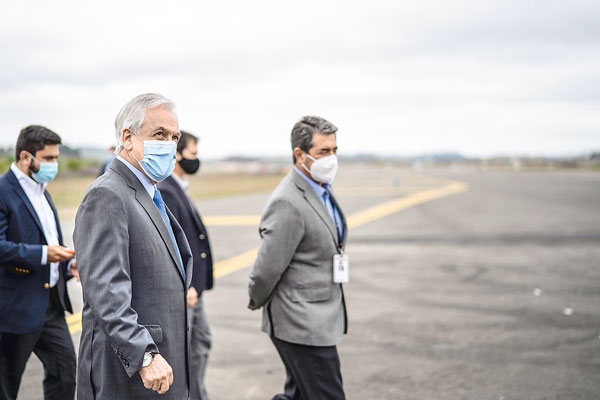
[143,324,163,344]
[289,286,331,303]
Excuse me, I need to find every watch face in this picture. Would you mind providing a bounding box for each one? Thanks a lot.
[143,352,153,367]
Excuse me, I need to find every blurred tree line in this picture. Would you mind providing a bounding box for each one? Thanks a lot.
[0,146,101,176]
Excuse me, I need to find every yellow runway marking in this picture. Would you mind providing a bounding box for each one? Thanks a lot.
[214,248,259,279]
[66,312,82,334]
[67,178,468,335]
[346,181,468,229]
[209,180,468,283]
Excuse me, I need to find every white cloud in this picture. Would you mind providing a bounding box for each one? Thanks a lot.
[0,0,599,158]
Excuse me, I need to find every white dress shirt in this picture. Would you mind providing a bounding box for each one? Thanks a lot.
[10,163,60,287]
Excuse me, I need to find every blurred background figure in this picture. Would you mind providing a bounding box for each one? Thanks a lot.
[0,125,77,400]
[248,116,348,400]
[158,130,214,400]
[97,145,116,176]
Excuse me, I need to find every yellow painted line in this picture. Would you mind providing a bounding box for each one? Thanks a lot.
[209,180,467,279]
[204,215,261,226]
[334,187,433,197]
[209,180,468,280]
[66,312,82,334]
[214,248,259,279]
[346,181,468,229]
[67,179,468,335]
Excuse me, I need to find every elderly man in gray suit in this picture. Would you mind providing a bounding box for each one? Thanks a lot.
[248,116,348,400]
[74,93,192,399]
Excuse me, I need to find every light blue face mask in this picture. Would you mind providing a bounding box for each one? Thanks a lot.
[130,135,177,182]
[28,153,59,183]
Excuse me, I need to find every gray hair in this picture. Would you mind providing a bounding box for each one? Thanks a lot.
[291,115,337,163]
[114,93,177,153]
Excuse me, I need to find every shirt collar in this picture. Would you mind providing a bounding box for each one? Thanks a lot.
[116,156,155,199]
[170,172,189,192]
[10,162,46,195]
[293,166,330,198]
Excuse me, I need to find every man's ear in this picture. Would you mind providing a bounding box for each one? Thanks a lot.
[293,147,305,164]
[19,150,31,163]
[176,151,182,162]
[121,129,134,151]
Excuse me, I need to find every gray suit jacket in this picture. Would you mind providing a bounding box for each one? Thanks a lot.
[248,170,348,346]
[74,159,192,399]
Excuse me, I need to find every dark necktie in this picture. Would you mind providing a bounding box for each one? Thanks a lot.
[322,189,342,244]
[153,189,185,279]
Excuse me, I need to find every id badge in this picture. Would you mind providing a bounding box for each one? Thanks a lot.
[333,254,349,283]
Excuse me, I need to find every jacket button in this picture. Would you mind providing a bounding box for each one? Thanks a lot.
[44,283,49,289]
[200,253,207,259]
[199,234,205,240]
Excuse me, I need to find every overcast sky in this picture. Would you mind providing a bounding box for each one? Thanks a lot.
[1,0,599,159]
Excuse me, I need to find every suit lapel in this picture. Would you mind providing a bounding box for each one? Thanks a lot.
[7,170,45,236]
[167,205,193,286]
[187,198,205,233]
[112,160,185,282]
[292,171,340,247]
[328,190,347,248]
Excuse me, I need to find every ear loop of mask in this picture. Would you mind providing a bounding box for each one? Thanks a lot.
[26,151,39,172]
[125,131,144,167]
[301,152,316,174]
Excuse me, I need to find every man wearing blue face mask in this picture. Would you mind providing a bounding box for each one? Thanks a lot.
[74,93,193,399]
[0,125,78,400]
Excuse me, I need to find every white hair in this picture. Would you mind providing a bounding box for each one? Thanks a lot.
[114,93,177,153]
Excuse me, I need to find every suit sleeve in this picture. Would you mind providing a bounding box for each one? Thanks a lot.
[0,192,44,268]
[74,185,157,377]
[248,197,304,310]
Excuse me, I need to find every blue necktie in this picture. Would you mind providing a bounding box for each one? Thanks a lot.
[322,189,342,244]
[153,189,185,279]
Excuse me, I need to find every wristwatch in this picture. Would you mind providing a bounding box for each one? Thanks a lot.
[142,351,155,368]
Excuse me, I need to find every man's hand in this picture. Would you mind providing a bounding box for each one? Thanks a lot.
[69,259,80,282]
[139,354,173,395]
[187,286,199,309]
[47,245,75,263]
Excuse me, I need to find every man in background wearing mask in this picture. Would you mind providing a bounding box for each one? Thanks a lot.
[74,93,192,399]
[0,125,78,400]
[158,130,214,400]
[248,116,348,400]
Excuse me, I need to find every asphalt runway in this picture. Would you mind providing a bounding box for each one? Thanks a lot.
[17,166,600,399]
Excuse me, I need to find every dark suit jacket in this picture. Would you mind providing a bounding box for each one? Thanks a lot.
[0,168,73,335]
[158,175,213,293]
[74,159,192,399]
